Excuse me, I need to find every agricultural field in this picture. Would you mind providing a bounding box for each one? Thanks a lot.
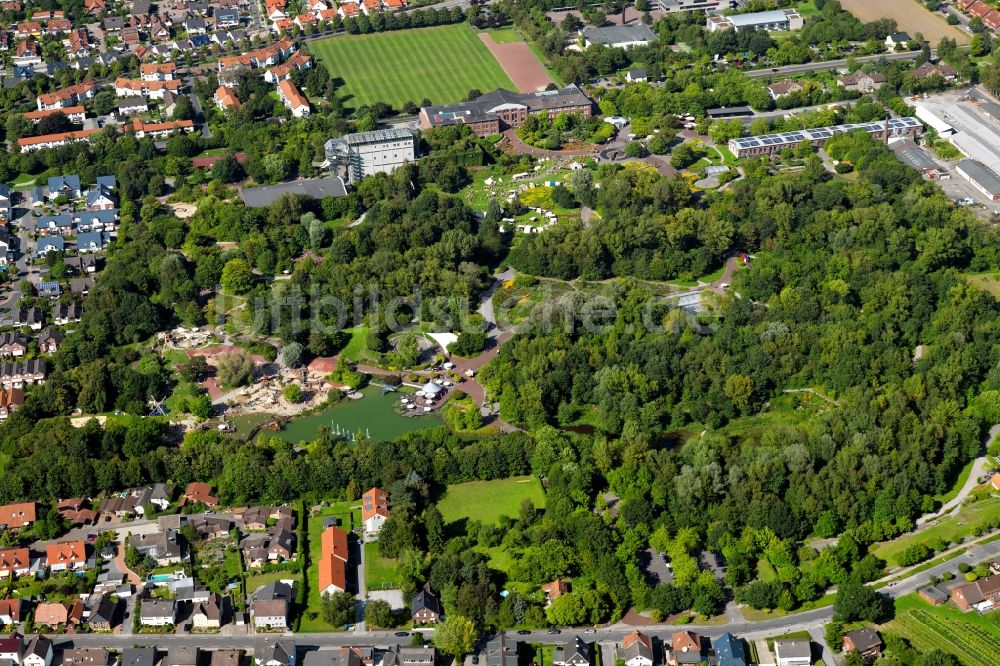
[885,594,1000,666]
[438,476,546,527]
[310,24,514,108]
[870,496,1000,567]
[839,0,968,44]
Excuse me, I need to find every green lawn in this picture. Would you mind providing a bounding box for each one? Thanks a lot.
[338,326,370,363]
[870,496,1000,567]
[438,476,545,527]
[967,272,1000,299]
[884,593,1000,666]
[935,457,977,503]
[364,541,397,590]
[485,27,521,43]
[310,24,514,108]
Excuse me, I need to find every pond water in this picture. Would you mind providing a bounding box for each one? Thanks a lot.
[278,385,444,444]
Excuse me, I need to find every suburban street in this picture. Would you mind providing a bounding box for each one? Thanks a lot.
[744,50,932,78]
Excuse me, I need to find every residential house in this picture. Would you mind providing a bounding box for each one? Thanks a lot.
[52,302,82,325]
[885,32,911,52]
[186,516,232,540]
[37,282,60,298]
[192,593,225,629]
[0,547,29,577]
[255,638,296,666]
[141,62,177,81]
[70,277,95,295]
[22,635,52,666]
[381,647,433,666]
[952,574,1000,611]
[87,596,117,631]
[767,79,802,100]
[216,9,241,28]
[0,332,28,357]
[485,635,517,666]
[130,529,184,565]
[33,603,70,628]
[842,628,883,659]
[62,649,110,666]
[84,0,105,14]
[122,649,156,666]
[626,68,647,83]
[911,62,957,82]
[86,183,117,211]
[362,487,389,534]
[542,579,569,606]
[668,631,704,666]
[774,640,811,666]
[14,307,45,331]
[46,540,86,571]
[131,118,196,139]
[36,237,64,258]
[17,128,101,153]
[264,50,312,83]
[215,86,241,111]
[163,650,200,666]
[0,600,24,625]
[318,525,350,596]
[251,581,292,630]
[277,79,309,117]
[140,599,176,626]
[0,184,11,221]
[35,214,74,236]
[114,77,182,99]
[24,106,86,124]
[13,39,42,66]
[837,71,886,93]
[0,502,36,529]
[183,481,219,506]
[241,529,296,568]
[47,174,81,199]
[76,231,108,253]
[0,389,24,419]
[553,637,592,666]
[619,631,653,666]
[39,329,66,355]
[211,652,241,666]
[411,584,441,625]
[0,360,46,387]
[0,633,23,664]
[37,83,96,111]
[712,633,747,666]
[56,496,94,524]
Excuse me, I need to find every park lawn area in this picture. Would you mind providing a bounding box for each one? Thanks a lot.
[871,496,1000,567]
[338,326,370,363]
[884,593,1000,666]
[967,272,1000,299]
[439,476,546,526]
[364,541,397,590]
[310,24,514,109]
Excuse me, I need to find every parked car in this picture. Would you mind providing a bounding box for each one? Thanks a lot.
[395,631,409,637]
[547,629,561,635]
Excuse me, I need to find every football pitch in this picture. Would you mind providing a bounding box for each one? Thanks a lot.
[310,24,516,109]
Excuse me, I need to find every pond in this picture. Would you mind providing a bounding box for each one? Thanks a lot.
[278,385,444,444]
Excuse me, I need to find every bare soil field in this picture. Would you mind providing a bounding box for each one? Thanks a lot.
[479,33,554,92]
[840,0,968,44]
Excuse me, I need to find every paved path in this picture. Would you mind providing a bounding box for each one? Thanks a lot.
[917,423,998,526]
[808,626,839,666]
[502,130,599,158]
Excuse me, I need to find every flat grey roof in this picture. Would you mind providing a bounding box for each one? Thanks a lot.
[957,158,1000,195]
[240,176,347,207]
[891,139,937,170]
[728,9,791,26]
[774,640,812,659]
[731,117,922,149]
[583,24,657,45]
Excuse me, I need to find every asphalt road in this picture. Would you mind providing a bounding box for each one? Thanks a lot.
[745,50,930,79]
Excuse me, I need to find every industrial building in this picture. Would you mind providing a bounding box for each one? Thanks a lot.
[956,158,1000,201]
[727,117,924,159]
[706,8,803,32]
[324,128,417,184]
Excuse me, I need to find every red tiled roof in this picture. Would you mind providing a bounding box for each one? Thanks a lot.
[318,526,349,592]
[46,540,86,566]
[0,502,35,527]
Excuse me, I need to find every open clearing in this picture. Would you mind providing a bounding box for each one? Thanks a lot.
[479,32,554,92]
[839,0,968,44]
[870,496,1000,566]
[310,24,514,108]
[967,272,1000,299]
[439,476,546,526]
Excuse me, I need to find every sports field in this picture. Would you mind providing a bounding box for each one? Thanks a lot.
[438,476,546,526]
[840,0,968,44]
[310,24,515,108]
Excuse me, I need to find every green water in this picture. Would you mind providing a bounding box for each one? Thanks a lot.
[278,386,444,444]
